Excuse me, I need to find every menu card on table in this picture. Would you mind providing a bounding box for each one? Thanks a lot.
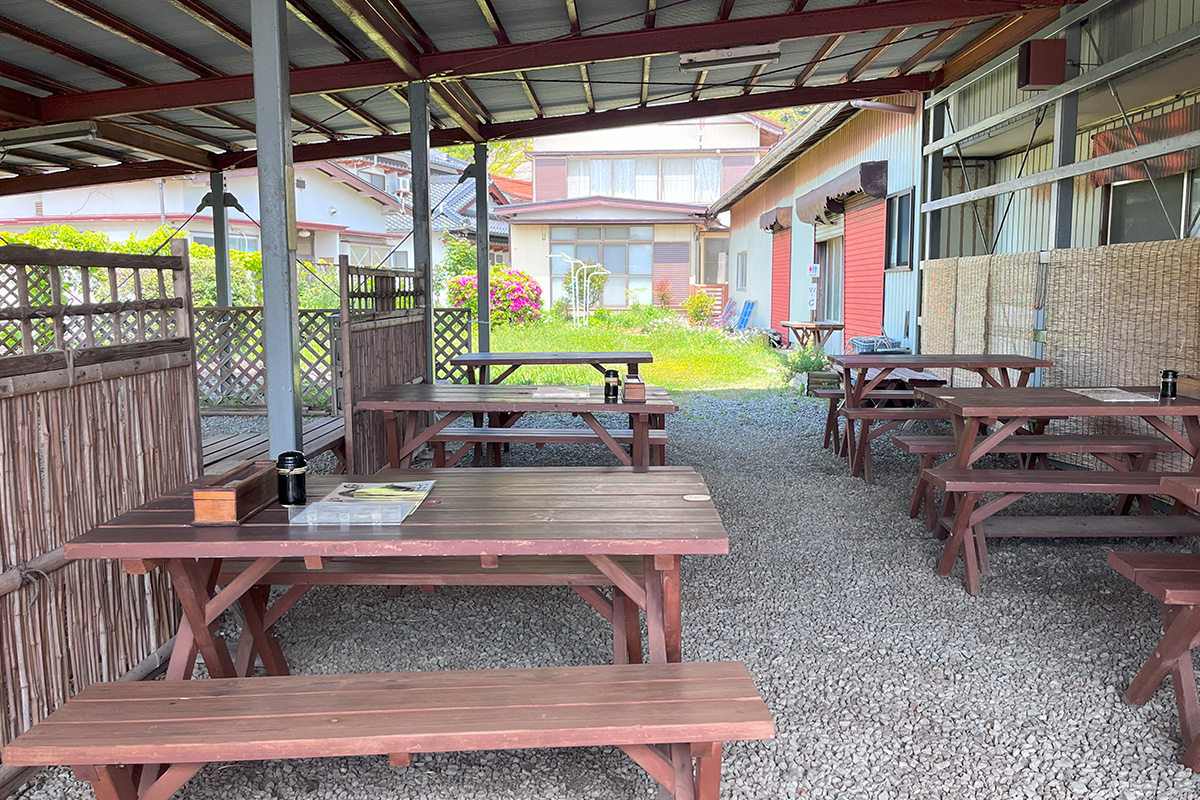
[290,481,434,526]
[1067,388,1160,403]
[532,386,591,399]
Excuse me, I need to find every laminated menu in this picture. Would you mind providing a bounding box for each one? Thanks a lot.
[289,481,434,526]
[532,386,591,399]
[1067,388,1160,402]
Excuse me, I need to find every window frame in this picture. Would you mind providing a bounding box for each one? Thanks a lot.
[884,189,914,272]
[735,250,748,292]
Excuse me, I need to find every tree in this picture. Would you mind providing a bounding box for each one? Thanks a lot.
[438,139,531,177]
[755,106,811,133]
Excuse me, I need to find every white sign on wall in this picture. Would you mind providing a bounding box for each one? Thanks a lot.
[807,283,818,310]
[808,263,820,278]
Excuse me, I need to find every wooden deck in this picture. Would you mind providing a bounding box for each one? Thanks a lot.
[201,417,345,475]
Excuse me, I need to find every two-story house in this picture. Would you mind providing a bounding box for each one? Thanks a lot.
[497,114,783,309]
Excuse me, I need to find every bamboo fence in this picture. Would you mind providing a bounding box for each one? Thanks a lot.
[921,239,1200,470]
[337,256,427,473]
[0,241,199,776]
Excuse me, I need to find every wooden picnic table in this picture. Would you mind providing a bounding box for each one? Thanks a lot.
[357,383,677,472]
[780,320,843,350]
[915,385,1200,594]
[63,467,728,684]
[827,353,1053,406]
[451,351,653,384]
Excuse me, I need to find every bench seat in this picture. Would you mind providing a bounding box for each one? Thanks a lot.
[838,406,951,420]
[942,515,1200,539]
[1164,476,1200,511]
[218,555,645,587]
[896,434,1176,455]
[3,662,775,800]
[924,467,1182,494]
[430,427,667,467]
[203,417,345,476]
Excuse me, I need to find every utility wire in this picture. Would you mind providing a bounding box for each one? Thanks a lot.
[989,106,1048,254]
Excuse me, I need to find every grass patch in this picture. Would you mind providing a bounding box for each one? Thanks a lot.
[483,307,791,391]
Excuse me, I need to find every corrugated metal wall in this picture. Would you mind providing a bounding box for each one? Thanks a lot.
[933,0,1200,257]
[770,229,792,335]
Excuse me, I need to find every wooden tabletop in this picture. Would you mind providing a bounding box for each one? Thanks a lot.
[781,321,843,330]
[450,351,653,367]
[64,467,727,561]
[915,386,1200,418]
[827,353,1052,370]
[1162,476,1200,510]
[358,383,678,414]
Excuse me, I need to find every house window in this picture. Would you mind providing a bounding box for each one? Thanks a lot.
[341,242,405,269]
[549,226,654,307]
[885,191,913,270]
[735,251,748,292]
[566,156,720,203]
[191,232,259,252]
[1108,172,1200,243]
[701,237,728,284]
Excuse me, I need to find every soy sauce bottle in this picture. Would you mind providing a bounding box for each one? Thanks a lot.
[277,451,308,506]
[604,369,620,401]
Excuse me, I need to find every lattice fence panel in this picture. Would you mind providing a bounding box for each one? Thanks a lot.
[434,307,471,382]
[193,307,337,411]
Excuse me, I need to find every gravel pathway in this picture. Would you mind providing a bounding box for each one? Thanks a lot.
[19,391,1200,800]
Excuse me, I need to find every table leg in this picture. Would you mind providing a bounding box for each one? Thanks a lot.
[235,585,290,677]
[657,555,682,663]
[385,411,399,468]
[634,413,651,472]
[165,559,236,678]
[1125,605,1200,706]
[399,411,419,468]
[643,555,669,663]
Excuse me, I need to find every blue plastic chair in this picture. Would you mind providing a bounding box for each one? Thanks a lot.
[732,300,756,330]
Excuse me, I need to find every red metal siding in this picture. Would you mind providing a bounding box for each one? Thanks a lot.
[534,157,567,200]
[842,201,886,341]
[770,228,791,335]
[653,241,691,309]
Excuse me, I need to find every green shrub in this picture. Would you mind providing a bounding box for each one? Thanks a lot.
[434,234,477,302]
[784,343,828,374]
[447,266,542,325]
[591,308,613,323]
[682,291,715,324]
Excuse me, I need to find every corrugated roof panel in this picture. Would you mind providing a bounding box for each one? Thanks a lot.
[490,0,573,44]
[463,75,537,121]
[401,0,499,50]
[654,0,723,28]
[575,0,646,36]
[273,0,388,61]
[524,64,593,115]
[585,59,649,108]
[728,0,795,20]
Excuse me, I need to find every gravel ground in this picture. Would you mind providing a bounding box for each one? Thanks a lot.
[20,391,1200,800]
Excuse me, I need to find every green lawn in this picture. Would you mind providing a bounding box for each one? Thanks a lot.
[481,308,794,391]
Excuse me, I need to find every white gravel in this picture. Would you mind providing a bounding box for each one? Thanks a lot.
[17,391,1200,800]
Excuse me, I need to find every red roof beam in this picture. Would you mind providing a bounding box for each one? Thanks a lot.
[420,0,1073,77]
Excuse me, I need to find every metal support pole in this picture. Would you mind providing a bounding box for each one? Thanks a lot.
[1050,23,1082,250]
[924,103,946,260]
[474,142,491,354]
[251,0,302,453]
[210,171,232,307]
[410,82,434,383]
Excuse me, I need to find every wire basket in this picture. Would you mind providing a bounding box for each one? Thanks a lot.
[849,335,900,354]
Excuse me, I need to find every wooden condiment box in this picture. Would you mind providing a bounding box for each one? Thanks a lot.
[192,461,276,526]
[622,375,646,403]
[1178,373,1200,400]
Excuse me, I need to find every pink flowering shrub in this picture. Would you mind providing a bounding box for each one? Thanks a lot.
[447,267,543,325]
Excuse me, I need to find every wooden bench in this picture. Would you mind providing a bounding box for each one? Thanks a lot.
[2,661,776,800]
[1109,551,1200,772]
[1164,476,1200,510]
[898,434,1176,529]
[430,427,668,467]
[838,406,953,484]
[810,388,918,452]
[925,467,1196,595]
[203,417,346,475]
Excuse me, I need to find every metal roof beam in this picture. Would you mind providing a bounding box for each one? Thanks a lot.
[565,0,580,35]
[889,20,970,77]
[845,27,908,82]
[923,128,1200,212]
[420,0,1071,77]
[937,8,1060,85]
[95,122,218,169]
[0,84,42,124]
[0,73,935,196]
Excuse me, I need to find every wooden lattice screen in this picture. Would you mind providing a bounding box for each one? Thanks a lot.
[338,256,426,473]
[193,307,336,411]
[0,241,198,780]
[434,307,471,382]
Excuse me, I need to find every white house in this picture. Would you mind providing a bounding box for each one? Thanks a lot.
[498,114,784,309]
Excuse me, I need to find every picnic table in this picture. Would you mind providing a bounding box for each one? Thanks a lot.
[780,320,843,350]
[63,467,728,681]
[824,353,1053,483]
[357,383,677,472]
[916,386,1200,594]
[451,351,653,384]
